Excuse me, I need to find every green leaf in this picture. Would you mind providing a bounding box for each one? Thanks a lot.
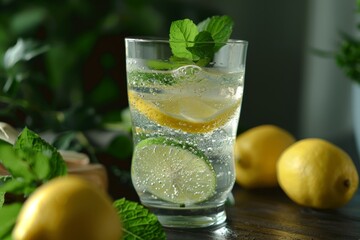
[0,144,37,182]
[114,198,166,240]
[169,19,198,60]
[0,203,22,239]
[168,15,233,66]
[0,178,36,196]
[146,57,195,71]
[198,15,233,51]
[31,152,52,180]
[0,136,64,196]
[146,59,186,70]
[127,70,176,86]
[187,31,214,62]
[14,127,67,179]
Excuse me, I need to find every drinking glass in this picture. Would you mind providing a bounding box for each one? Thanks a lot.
[125,37,248,228]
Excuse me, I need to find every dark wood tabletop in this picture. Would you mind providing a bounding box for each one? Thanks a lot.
[164,186,360,240]
[106,135,360,240]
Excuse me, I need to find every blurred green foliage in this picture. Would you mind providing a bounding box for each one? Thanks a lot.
[0,0,166,131]
[0,0,171,159]
[336,0,360,84]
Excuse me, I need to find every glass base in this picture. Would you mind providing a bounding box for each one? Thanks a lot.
[147,205,227,228]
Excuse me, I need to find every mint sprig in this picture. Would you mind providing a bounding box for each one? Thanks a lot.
[14,127,67,179]
[114,198,166,240]
[169,15,233,66]
[0,127,67,198]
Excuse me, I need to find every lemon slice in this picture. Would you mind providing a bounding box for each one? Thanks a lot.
[128,91,240,133]
[131,137,216,205]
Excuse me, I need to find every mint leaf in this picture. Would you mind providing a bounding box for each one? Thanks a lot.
[14,127,67,179]
[143,15,234,78]
[114,198,166,240]
[169,19,198,60]
[187,31,215,63]
[146,59,192,70]
[0,203,22,239]
[0,143,37,182]
[128,70,176,86]
[197,15,233,51]
[168,15,233,66]
[0,145,46,196]
[0,178,37,196]
[0,127,67,197]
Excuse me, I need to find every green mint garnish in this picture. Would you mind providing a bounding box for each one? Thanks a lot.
[187,31,215,62]
[114,198,166,240]
[0,127,67,197]
[197,15,233,51]
[169,15,233,66]
[128,70,176,86]
[14,127,67,179]
[169,18,199,60]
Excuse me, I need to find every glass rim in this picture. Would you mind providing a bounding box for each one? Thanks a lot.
[125,36,248,45]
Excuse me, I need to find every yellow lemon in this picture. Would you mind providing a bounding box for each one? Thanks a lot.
[12,176,122,240]
[235,125,296,188]
[128,91,240,133]
[277,138,359,209]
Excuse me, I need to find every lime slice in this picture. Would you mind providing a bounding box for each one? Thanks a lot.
[128,91,240,133]
[131,137,216,205]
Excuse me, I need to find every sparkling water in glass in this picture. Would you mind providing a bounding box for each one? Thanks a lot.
[125,37,248,228]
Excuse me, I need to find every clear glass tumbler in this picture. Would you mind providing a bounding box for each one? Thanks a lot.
[125,37,248,228]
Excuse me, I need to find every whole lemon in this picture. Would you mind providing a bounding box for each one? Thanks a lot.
[235,125,296,188]
[277,138,359,209]
[12,176,122,240]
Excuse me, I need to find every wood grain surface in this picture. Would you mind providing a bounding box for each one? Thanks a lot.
[165,186,360,240]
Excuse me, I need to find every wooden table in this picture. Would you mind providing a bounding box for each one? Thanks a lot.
[164,186,360,240]
[109,135,360,240]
